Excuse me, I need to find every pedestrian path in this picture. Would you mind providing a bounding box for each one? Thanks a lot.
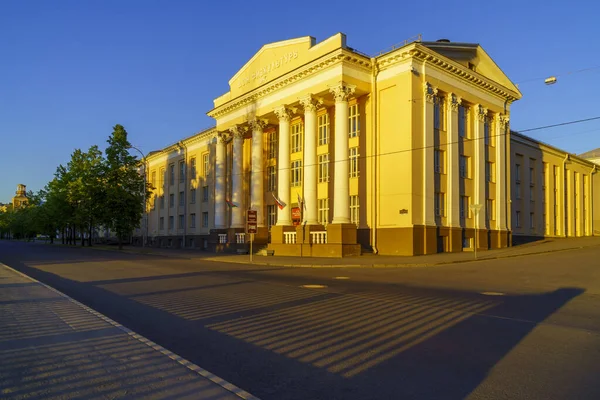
[0,263,259,400]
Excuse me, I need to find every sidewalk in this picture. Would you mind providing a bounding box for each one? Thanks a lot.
[0,263,258,400]
[41,236,600,268]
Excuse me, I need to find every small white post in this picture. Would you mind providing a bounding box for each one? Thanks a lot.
[470,204,483,259]
[250,233,254,263]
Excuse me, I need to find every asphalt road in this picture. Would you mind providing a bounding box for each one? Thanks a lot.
[1,240,600,400]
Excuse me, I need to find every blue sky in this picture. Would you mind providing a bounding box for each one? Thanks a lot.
[1,0,599,202]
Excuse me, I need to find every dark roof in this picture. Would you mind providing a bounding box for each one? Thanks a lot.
[579,147,600,159]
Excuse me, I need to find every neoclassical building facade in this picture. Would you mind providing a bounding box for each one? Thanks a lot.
[138,33,598,256]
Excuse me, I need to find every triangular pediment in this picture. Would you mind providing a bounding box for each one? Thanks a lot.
[422,41,521,97]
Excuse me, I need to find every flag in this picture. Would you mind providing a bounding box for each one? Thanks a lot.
[225,199,238,208]
[272,193,286,210]
[297,193,306,211]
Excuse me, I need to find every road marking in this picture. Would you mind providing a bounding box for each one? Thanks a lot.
[0,263,260,400]
[480,291,505,296]
[300,284,328,289]
[333,276,350,280]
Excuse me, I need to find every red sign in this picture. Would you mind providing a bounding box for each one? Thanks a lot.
[291,207,301,226]
[247,210,257,234]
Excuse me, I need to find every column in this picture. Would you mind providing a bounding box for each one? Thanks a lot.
[496,115,508,230]
[275,107,292,225]
[214,134,226,229]
[250,118,267,227]
[230,126,244,228]
[300,95,321,225]
[565,168,573,237]
[423,83,436,226]
[330,82,355,224]
[474,104,487,230]
[447,93,460,228]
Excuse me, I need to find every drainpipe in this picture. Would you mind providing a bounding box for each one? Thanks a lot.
[590,164,597,236]
[503,99,510,241]
[179,141,188,247]
[562,153,569,237]
[370,57,379,254]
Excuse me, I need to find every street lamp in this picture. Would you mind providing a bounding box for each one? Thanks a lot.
[129,145,148,247]
[469,203,483,259]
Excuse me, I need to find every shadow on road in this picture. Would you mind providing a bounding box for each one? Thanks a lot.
[1,242,587,400]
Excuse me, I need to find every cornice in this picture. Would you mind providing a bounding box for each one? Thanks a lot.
[146,127,218,162]
[207,49,372,120]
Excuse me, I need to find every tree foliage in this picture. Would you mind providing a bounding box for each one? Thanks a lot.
[0,124,149,249]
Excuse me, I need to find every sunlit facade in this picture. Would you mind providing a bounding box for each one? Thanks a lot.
[138,33,598,256]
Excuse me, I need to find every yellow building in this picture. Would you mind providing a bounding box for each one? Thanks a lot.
[141,33,598,255]
[12,184,28,209]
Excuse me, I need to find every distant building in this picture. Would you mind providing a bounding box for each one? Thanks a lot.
[579,148,600,166]
[12,184,28,209]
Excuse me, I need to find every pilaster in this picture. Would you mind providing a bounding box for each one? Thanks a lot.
[250,118,267,227]
[230,125,245,228]
[300,95,322,225]
[423,82,436,226]
[447,93,461,228]
[474,104,487,230]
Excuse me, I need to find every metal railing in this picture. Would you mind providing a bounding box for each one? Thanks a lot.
[218,234,227,244]
[376,34,422,56]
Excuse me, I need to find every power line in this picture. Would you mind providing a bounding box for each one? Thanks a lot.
[518,116,600,133]
[516,64,600,85]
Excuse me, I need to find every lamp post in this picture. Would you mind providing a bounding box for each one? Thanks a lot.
[470,203,483,259]
[129,145,148,247]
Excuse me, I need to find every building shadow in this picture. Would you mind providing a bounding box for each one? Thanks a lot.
[7,260,586,400]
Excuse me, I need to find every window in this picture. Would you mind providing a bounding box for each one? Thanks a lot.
[529,166,535,185]
[190,188,196,204]
[202,186,209,202]
[486,162,495,182]
[202,153,209,177]
[267,166,276,192]
[349,104,360,137]
[190,157,196,178]
[459,156,469,178]
[190,213,196,228]
[291,160,302,187]
[516,183,521,199]
[179,191,184,206]
[169,194,174,208]
[160,195,165,209]
[267,131,278,159]
[159,217,164,230]
[291,123,303,153]
[168,216,174,230]
[515,164,521,182]
[202,212,209,227]
[529,186,535,202]
[169,164,175,185]
[484,116,492,146]
[435,192,445,217]
[434,150,445,174]
[318,199,329,226]
[151,171,156,189]
[515,211,521,228]
[318,113,329,145]
[349,147,359,178]
[460,196,469,219]
[433,96,445,131]
[318,154,329,183]
[151,195,156,210]
[267,205,277,229]
[178,214,184,229]
[160,168,165,187]
[530,212,535,229]
[350,195,359,226]
[179,161,185,182]
[458,105,468,138]
[486,199,495,221]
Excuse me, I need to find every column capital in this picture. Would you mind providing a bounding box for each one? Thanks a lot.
[449,93,462,112]
[477,105,488,122]
[424,82,438,103]
[217,132,229,144]
[274,106,294,122]
[249,118,268,131]
[329,82,356,103]
[299,95,323,112]
[229,125,247,139]
[497,114,510,128]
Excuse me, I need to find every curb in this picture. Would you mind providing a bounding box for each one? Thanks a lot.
[0,262,260,400]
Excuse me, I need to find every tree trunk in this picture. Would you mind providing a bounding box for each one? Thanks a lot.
[118,234,123,250]
[88,223,93,247]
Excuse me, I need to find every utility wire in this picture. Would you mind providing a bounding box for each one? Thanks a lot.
[516,65,600,85]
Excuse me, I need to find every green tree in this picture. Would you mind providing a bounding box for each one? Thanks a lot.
[102,124,149,249]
